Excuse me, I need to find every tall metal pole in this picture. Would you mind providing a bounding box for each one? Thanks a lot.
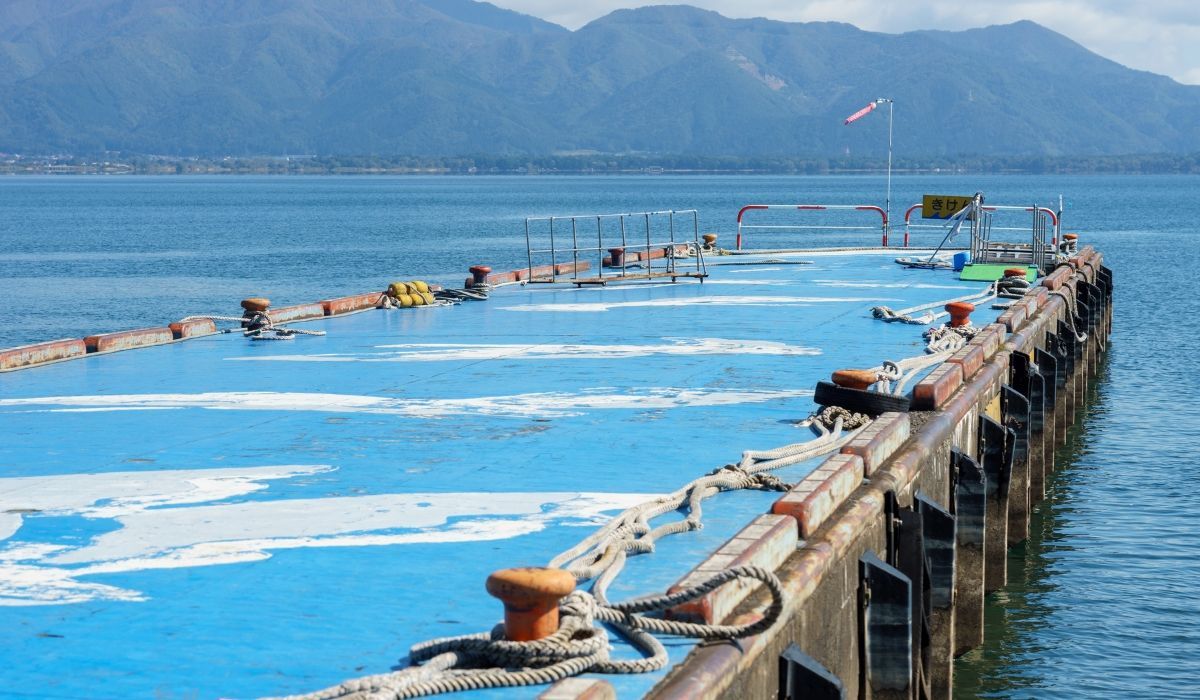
[877,98,894,240]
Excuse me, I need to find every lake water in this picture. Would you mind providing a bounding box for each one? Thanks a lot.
[2,174,1198,698]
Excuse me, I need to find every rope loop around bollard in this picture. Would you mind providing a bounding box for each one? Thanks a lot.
[269,567,786,700]
[178,313,327,340]
[273,421,861,700]
[871,285,996,326]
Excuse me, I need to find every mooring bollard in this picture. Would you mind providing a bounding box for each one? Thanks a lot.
[831,369,877,390]
[486,567,576,642]
[240,297,270,313]
[608,247,625,267]
[240,297,271,330]
[468,265,492,287]
[945,301,975,328]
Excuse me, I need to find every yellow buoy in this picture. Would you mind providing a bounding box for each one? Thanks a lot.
[410,280,430,294]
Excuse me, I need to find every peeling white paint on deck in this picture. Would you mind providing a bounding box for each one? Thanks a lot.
[227,337,822,363]
[0,465,332,540]
[502,295,890,313]
[814,279,985,290]
[0,387,813,418]
[0,466,653,605]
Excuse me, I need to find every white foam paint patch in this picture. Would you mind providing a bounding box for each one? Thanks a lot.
[0,515,23,542]
[46,491,650,565]
[0,387,812,418]
[525,279,796,294]
[0,465,333,538]
[814,279,984,290]
[638,279,793,286]
[227,337,822,363]
[0,466,654,605]
[1,557,147,606]
[502,295,890,313]
[735,249,940,258]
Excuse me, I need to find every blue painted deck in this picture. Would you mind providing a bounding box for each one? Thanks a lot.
[0,250,991,699]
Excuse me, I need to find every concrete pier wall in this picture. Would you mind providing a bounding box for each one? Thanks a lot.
[646,247,1112,700]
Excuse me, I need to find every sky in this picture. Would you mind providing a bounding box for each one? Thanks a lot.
[491,0,1200,85]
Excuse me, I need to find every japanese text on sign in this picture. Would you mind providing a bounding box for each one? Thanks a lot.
[921,194,972,220]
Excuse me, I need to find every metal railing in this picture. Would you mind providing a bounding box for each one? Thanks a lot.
[964,200,1056,273]
[735,204,890,249]
[524,209,707,285]
[904,203,1059,248]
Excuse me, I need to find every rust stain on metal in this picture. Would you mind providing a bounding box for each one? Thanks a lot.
[0,338,88,371]
[85,328,174,353]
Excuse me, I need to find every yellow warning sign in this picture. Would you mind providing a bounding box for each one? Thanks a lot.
[922,194,972,220]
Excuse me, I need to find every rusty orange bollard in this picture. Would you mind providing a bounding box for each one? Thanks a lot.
[831,369,878,390]
[486,567,576,642]
[945,301,975,328]
[1063,233,1078,241]
[702,233,718,247]
[240,297,270,313]
[608,247,626,267]
[468,265,492,286]
[1003,267,1027,278]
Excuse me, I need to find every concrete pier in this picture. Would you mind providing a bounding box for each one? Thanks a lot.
[643,247,1112,700]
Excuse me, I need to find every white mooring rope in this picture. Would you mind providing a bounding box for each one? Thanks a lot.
[271,417,864,700]
[871,285,996,325]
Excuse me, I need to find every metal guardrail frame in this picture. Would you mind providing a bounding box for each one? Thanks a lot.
[524,209,707,285]
[904,203,1059,248]
[960,200,1056,273]
[735,204,890,249]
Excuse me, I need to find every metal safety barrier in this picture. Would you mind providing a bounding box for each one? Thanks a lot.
[967,203,1056,273]
[524,210,707,285]
[735,204,890,250]
[904,203,1059,249]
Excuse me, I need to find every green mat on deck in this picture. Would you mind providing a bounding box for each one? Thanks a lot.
[959,263,1037,282]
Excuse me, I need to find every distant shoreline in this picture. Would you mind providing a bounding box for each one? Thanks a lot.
[4,153,1200,176]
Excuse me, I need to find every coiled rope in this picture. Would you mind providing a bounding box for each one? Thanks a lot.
[434,287,490,302]
[272,419,861,700]
[271,566,783,700]
[922,324,978,354]
[811,405,871,430]
[995,274,1031,299]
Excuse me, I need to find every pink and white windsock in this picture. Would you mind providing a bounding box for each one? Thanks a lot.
[844,102,877,125]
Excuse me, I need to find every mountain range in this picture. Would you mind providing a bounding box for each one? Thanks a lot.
[2,0,1198,157]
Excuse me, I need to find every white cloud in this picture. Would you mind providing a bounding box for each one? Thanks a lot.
[495,0,1200,84]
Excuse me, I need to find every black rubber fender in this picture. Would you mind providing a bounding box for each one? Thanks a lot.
[813,380,911,415]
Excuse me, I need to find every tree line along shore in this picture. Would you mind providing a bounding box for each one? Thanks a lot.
[5,153,1200,176]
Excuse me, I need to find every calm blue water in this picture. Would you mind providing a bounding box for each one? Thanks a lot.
[2,174,1198,698]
